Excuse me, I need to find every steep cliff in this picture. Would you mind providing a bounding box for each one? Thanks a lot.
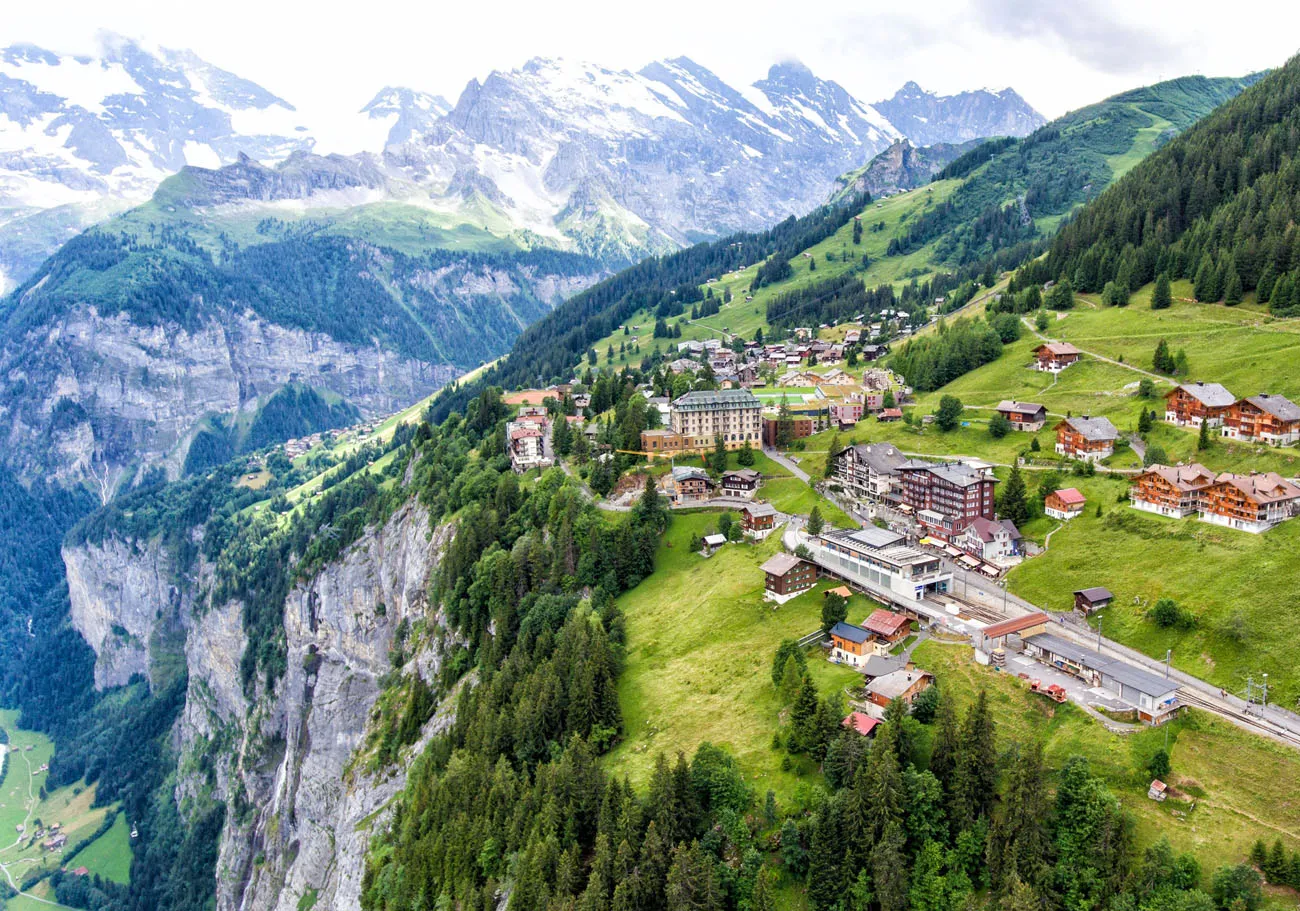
[64,496,458,911]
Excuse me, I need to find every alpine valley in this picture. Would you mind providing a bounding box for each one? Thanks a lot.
[3,21,1300,911]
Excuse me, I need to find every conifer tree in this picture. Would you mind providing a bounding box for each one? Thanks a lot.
[950,691,997,831]
[789,674,821,753]
[929,694,960,796]
[999,464,1030,527]
[1152,273,1172,310]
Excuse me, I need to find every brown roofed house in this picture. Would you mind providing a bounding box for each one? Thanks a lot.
[996,400,1048,432]
[1055,416,1118,462]
[1164,382,1235,428]
[761,553,817,602]
[1200,472,1300,533]
[1129,463,1216,518]
[862,609,911,645]
[1044,487,1086,520]
[1033,342,1081,373]
[1222,394,1300,446]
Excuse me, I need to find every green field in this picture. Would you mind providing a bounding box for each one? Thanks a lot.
[918,641,1300,888]
[590,183,962,370]
[0,710,127,899]
[605,511,871,801]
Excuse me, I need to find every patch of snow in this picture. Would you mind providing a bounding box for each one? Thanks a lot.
[738,83,779,118]
[0,57,143,114]
[182,141,223,169]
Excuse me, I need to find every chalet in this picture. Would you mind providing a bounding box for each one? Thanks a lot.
[1032,342,1081,373]
[506,416,551,474]
[1044,488,1086,520]
[861,343,889,361]
[1199,471,1300,533]
[741,501,778,539]
[761,553,817,602]
[830,621,873,667]
[702,533,727,555]
[720,469,762,497]
[830,441,907,504]
[1129,463,1217,517]
[1023,632,1178,724]
[843,329,862,345]
[862,609,911,646]
[1164,382,1235,428]
[995,400,1048,432]
[956,516,1021,562]
[1055,416,1118,462]
[864,666,934,708]
[671,466,716,503]
[1073,587,1113,614]
[842,711,880,736]
[878,407,903,422]
[1221,394,1300,446]
[818,368,857,387]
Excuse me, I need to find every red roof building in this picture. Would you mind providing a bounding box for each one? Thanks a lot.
[842,712,880,736]
[863,609,911,644]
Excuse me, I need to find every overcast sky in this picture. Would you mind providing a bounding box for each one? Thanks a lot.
[7,0,1300,130]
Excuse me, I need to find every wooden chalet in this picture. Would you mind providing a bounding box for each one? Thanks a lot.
[1032,342,1081,372]
[864,666,934,708]
[1221,394,1300,446]
[671,466,715,503]
[1164,382,1235,428]
[842,711,880,736]
[1055,416,1118,462]
[862,608,912,646]
[995,400,1048,432]
[1199,472,1300,533]
[1044,487,1086,520]
[741,502,777,538]
[1074,587,1113,614]
[720,469,762,496]
[1129,463,1216,518]
[761,553,817,602]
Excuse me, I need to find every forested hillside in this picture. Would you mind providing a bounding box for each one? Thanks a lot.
[1027,54,1300,313]
[886,74,1261,268]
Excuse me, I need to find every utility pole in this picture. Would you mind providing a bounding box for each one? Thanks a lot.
[1097,616,1103,652]
[1164,648,1172,679]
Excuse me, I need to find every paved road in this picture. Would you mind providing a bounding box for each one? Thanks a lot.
[763,446,811,483]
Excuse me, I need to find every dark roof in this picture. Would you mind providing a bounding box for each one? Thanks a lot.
[900,460,995,489]
[1060,416,1118,441]
[1023,633,1176,697]
[996,400,1047,415]
[826,526,905,550]
[1074,587,1114,602]
[830,621,871,644]
[1245,393,1300,422]
[1171,382,1235,408]
[672,389,762,411]
[722,469,762,482]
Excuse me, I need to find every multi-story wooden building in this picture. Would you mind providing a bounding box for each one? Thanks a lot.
[1129,463,1217,518]
[1044,487,1087,520]
[1221,394,1300,446]
[1164,382,1236,428]
[829,621,872,667]
[893,460,998,538]
[721,469,762,497]
[830,441,908,504]
[995,400,1048,431]
[1032,342,1081,372]
[862,609,911,646]
[761,552,817,602]
[741,502,777,539]
[1199,472,1300,533]
[670,466,716,503]
[1055,416,1118,462]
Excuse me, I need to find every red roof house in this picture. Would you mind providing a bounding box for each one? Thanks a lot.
[863,609,911,644]
[842,712,880,736]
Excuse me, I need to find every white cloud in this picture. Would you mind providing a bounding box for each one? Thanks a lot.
[5,0,1298,138]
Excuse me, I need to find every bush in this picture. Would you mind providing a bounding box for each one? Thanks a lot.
[1151,598,1194,630]
[1211,864,1262,911]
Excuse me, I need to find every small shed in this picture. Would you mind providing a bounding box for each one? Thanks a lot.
[702,533,727,555]
[1074,587,1114,613]
[1148,779,1167,801]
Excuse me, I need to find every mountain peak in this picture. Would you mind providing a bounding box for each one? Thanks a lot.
[875,81,1046,146]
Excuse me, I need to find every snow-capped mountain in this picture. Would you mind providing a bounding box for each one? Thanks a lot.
[0,34,315,291]
[874,81,1046,147]
[0,41,1046,291]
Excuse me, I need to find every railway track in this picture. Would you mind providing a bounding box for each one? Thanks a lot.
[934,593,1006,624]
[1178,689,1300,748]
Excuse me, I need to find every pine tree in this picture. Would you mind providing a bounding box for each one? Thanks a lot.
[999,464,1030,527]
[929,695,959,796]
[807,506,825,536]
[1265,839,1289,883]
[987,742,1051,894]
[807,799,848,911]
[737,439,755,466]
[789,674,821,753]
[1194,254,1220,302]
[1224,269,1244,306]
[1152,273,1172,310]
[950,690,997,831]
[870,820,909,911]
[1138,408,1153,434]
[1198,419,1211,450]
[821,592,848,634]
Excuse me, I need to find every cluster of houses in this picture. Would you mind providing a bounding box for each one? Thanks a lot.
[1164,381,1300,446]
[1130,462,1300,532]
[668,334,889,387]
[506,406,553,474]
[829,443,1012,557]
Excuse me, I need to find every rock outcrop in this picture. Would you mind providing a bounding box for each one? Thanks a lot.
[64,496,457,911]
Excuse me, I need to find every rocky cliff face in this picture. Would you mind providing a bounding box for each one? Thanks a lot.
[874,81,1047,147]
[830,138,977,200]
[65,497,457,911]
[0,306,456,494]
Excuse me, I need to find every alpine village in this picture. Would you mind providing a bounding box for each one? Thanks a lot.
[3,18,1300,911]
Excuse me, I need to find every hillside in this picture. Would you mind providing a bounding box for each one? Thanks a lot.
[1028,54,1300,313]
[831,138,980,199]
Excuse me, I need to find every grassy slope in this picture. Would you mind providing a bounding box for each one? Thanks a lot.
[0,710,126,898]
[605,511,868,801]
[590,183,960,369]
[919,641,1300,883]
